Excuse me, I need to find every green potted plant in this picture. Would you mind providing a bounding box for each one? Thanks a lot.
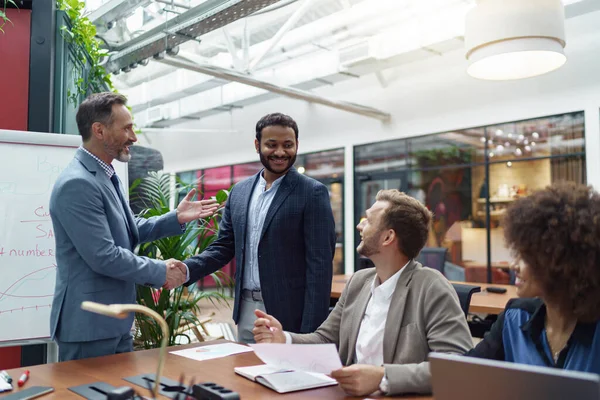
[57,0,115,103]
[130,171,233,349]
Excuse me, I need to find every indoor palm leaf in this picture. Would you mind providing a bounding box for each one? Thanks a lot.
[130,171,232,349]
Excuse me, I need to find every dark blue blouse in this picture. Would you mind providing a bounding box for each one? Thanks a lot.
[468,298,600,373]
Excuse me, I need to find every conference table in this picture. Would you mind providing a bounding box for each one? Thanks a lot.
[331,274,517,315]
[1,340,432,399]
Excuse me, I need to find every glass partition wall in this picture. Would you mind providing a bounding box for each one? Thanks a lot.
[354,112,586,284]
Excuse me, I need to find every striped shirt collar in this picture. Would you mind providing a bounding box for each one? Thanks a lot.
[80,146,114,178]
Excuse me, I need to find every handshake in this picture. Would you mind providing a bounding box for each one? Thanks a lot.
[163,258,188,290]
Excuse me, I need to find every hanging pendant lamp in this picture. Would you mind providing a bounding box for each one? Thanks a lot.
[465,0,567,80]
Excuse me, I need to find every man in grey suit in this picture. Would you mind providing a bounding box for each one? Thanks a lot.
[254,189,472,396]
[49,92,218,361]
[183,113,336,343]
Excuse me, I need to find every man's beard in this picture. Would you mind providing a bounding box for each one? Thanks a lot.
[259,151,296,174]
[357,241,379,258]
[357,232,382,258]
[115,150,131,163]
[106,142,132,162]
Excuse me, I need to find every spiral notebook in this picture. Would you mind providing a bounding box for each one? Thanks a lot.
[234,365,337,394]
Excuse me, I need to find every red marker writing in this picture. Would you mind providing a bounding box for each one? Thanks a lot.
[17,370,29,387]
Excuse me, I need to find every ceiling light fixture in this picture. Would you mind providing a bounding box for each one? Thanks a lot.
[465,0,567,80]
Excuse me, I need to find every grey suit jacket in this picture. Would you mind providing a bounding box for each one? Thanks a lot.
[49,148,183,342]
[289,261,473,395]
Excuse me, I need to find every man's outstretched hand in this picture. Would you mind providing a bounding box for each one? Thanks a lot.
[176,189,219,223]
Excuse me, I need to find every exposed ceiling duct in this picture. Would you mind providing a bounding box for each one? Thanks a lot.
[104,0,280,73]
[121,0,464,120]
[99,0,600,127]
[157,55,391,120]
[88,0,152,35]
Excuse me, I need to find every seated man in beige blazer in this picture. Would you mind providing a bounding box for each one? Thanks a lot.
[253,189,472,396]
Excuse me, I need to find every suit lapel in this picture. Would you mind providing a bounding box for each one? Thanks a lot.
[347,274,375,364]
[259,168,299,241]
[382,260,417,363]
[76,149,137,244]
[120,185,139,244]
[238,173,261,245]
[100,173,137,244]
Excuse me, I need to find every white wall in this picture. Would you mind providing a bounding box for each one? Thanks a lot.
[135,10,600,273]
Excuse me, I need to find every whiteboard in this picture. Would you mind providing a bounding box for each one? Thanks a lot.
[0,130,128,343]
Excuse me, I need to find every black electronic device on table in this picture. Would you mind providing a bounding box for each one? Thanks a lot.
[486,286,507,294]
[67,381,241,400]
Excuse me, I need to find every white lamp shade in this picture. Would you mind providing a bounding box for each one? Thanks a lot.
[465,0,566,80]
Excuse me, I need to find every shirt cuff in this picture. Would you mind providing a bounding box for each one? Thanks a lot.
[184,264,190,283]
[379,371,389,394]
[283,331,292,344]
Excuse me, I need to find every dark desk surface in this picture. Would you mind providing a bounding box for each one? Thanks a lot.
[1,340,432,399]
[332,274,517,315]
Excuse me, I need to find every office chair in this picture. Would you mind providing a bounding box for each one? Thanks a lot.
[416,247,448,275]
[451,283,481,317]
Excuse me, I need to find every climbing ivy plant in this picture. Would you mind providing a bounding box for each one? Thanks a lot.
[56,0,115,104]
[0,0,17,33]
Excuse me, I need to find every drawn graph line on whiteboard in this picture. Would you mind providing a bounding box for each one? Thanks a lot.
[0,265,56,302]
[0,304,51,315]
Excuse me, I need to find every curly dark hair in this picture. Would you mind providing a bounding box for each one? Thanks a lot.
[504,181,600,322]
[255,113,299,142]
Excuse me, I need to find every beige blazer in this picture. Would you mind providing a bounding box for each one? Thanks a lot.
[289,260,473,395]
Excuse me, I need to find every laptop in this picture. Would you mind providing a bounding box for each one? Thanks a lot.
[429,352,600,400]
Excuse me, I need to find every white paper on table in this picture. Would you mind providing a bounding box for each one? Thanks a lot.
[0,377,11,393]
[170,343,253,361]
[249,343,343,374]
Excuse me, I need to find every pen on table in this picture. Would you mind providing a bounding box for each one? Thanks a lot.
[0,371,11,384]
[18,370,29,387]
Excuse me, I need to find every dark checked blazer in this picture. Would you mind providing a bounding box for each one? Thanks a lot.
[185,167,336,333]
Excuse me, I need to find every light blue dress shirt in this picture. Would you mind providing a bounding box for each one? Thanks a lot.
[242,172,285,291]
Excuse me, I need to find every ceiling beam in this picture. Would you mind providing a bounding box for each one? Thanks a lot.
[89,0,151,34]
[249,0,318,71]
[104,0,280,73]
[157,55,391,121]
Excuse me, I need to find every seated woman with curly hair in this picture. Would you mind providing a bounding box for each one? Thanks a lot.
[467,181,600,372]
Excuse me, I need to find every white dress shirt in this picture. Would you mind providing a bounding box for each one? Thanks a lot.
[242,173,284,291]
[284,262,408,362]
[354,263,407,365]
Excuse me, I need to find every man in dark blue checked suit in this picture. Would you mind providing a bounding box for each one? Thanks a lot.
[184,113,336,343]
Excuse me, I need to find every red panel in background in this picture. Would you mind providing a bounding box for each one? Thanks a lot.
[0,346,21,369]
[0,9,31,130]
[0,8,31,368]
[233,162,262,184]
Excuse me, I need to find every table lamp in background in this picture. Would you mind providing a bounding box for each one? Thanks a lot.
[81,301,168,399]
